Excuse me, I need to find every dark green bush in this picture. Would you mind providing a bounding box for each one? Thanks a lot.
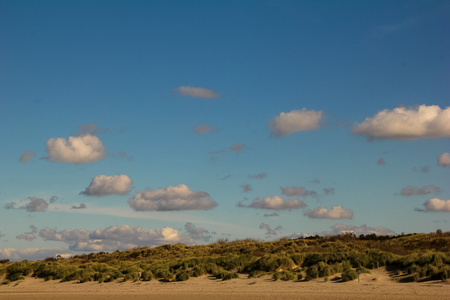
[341,269,358,282]
[176,271,190,281]
[305,265,319,281]
[272,271,295,281]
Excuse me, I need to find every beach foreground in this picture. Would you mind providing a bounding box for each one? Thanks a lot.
[1,268,449,300]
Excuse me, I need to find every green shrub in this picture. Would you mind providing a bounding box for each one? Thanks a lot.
[6,273,24,281]
[176,271,190,281]
[222,272,239,281]
[141,271,155,281]
[273,271,295,281]
[305,265,319,281]
[248,270,266,278]
[341,269,358,282]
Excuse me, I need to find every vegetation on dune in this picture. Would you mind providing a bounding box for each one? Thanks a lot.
[1,231,449,284]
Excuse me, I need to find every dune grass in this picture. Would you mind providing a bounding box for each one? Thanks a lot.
[1,231,449,284]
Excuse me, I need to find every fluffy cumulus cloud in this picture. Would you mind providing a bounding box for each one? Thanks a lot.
[269,108,323,137]
[128,184,217,211]
[80,175,132,196]
[352,105,450,140]
[437,152,450,167]
[176,86,220,99]
[238,196,306,210]
[39,225,183,252]
[423,198,450,212]
[5,197,49,212]
[19,151,36,162]
[45,134,106,163]
[304,205,353,219]
[401,185,440,196]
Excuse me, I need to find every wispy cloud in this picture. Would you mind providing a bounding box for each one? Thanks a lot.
[16,225,38,241]
[19,151,36,162]
[281,186,317,198]
[259,223,282,235]
[401,185,440,196]
[241,184,252,193]
[194,124,218,134]
[372,18,418,37]
[5,196,49,212]
[238,196,306,210]
[175,86,220,99]
[248,172,267,180]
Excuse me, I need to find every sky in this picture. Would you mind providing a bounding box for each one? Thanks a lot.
[0,0,449,261]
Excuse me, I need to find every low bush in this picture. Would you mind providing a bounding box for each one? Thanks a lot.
[341,269,358,282]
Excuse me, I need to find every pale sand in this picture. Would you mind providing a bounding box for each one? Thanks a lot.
[1,269,449,300]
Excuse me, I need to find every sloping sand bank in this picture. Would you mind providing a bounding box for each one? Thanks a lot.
[1,268,448,300]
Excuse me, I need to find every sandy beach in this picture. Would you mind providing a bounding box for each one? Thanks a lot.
[1,268,449,300]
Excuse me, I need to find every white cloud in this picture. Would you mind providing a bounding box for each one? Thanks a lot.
[80,174,132,196]
[304,205,353,219]
[39,225,184,252]
[423,198,450,212]
[45,134,106,163]
[269,108,323,137]
[176,86,220,99]
[401,185,440,196]
[238,196,306,210]
[128,184,218,211]
[437,152,450,167]
[0,248,71,261]
[19,151,36,162]
[321,224,395,236]
[352,105,450,140]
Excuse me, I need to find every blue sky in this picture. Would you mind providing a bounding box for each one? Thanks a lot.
[0,0,449,261]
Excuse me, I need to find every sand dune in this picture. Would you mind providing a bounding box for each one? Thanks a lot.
[1,268,448,300]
